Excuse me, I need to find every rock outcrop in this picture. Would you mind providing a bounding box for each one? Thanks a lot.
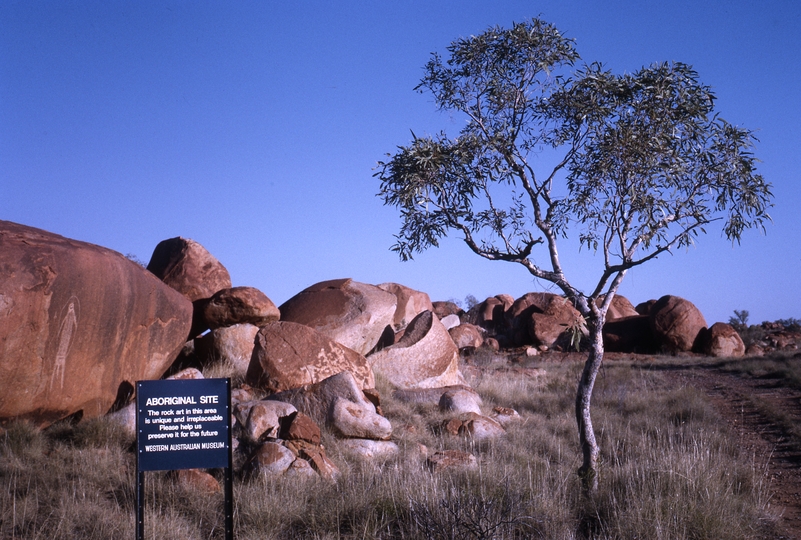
[0,221,192,427]
[279,278,396,356]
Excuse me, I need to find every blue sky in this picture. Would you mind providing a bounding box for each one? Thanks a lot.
[2,1,798,325]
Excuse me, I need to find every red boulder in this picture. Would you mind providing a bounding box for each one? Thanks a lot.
[246,321,375,393]
[0,221,192,427]
[649,295,707,353]
[698,322,745,357]
[146,237,231,302]
[202,286,280,329]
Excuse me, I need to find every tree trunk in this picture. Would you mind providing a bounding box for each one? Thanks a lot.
[575,317,605,492]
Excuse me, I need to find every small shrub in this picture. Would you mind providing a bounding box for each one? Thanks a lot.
[407,480,542,539]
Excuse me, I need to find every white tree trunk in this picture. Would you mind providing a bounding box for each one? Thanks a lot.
[575,317,605,491]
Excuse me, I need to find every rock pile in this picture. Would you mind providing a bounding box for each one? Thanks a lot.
[5,219,785,491]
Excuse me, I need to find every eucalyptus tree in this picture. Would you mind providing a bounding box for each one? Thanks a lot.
[376,18,772,487]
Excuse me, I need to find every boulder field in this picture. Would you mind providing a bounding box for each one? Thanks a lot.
[4,219,781,461]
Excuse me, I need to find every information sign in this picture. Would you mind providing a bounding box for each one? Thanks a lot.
[135,377,233,539]
[137,378,230,471]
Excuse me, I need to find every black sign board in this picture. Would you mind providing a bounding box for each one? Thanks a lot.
[135,377,233,540]
[137,378,230,471]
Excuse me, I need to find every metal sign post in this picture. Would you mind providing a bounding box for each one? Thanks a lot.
[135,378,233,540]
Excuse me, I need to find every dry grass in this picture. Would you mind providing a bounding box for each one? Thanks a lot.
[714,351,801,391]
[0,354,781,539]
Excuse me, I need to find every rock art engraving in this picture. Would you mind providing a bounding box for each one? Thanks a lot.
[51,298,79,390]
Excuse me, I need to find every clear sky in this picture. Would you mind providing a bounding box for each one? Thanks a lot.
[1,1,799,325]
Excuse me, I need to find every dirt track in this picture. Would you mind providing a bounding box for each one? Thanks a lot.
[664,362,801,540]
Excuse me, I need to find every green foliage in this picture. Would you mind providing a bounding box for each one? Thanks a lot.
[376,17,772,316]
[567,314,588,352]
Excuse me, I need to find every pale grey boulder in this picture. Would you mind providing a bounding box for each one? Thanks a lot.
[330,397,392,440]
[438,388,483,415]
[340,439,400,460]
[367,310,466,389]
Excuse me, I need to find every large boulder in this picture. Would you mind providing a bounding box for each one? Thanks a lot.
[504,292,554,346]
[473,297,507,331]
[649,295,707,353]
[0,221,192,427]
[525,294,583,349]
[202,287,279,330]
[147,237,232,337]
[367,310,466,389]
[146,237,231,302]
[698,322,746,357]
[246,321,374,393]
[377,282,434,331]
[279,278,396,356]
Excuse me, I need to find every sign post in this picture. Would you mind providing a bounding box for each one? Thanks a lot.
[136,378,233,540]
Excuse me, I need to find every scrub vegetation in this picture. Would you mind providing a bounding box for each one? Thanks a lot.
[2,353,791,539]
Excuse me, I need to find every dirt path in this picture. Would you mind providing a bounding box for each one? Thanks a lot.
[665,363,801,539]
